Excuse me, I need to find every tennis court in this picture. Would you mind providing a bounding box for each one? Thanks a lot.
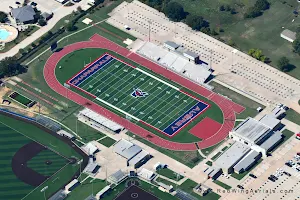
[67,53,210,137]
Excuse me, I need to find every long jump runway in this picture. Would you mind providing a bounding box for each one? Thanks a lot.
[44,34,244,151]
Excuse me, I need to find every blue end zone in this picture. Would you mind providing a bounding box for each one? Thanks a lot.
[163,101,209,136]
[68,54,114,86]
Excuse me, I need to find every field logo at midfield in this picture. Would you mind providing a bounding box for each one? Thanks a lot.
[131,88,148,98]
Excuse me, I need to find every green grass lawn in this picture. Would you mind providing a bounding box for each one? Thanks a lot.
[231,159,263,180]
[179,179,221,200]
[126,131,203,168]
[211,152,222,161]
[172,0,300,79]
[209,81,264,123]
[0,113,83,200]
[98,137,116,147]
[201,140,224,156]
[66,178,107,200]
[157,168,184,181]
[206,161,213,166]
[155,177,177,187]
[213,180,231,190]
[285,109,300,126]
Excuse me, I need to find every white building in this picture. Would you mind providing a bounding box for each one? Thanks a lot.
[113,139,150,168]
[214,142,251,174]
[281,29,297,43]
[164,41,180,51]
[78,108,124,133]
[229,117,272,146]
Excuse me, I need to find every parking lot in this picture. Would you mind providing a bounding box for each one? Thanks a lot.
[222,136,300,200]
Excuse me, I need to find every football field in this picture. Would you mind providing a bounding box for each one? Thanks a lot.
[67,53,209,136]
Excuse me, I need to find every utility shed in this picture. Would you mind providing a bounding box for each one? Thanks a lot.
[183,50,199,63]
[281,29,297,42]
[164,41,180,51]
[113,139,142,160]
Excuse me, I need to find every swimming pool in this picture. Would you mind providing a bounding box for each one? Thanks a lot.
[0,29,10,40]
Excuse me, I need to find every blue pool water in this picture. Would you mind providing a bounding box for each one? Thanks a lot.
[0,29,10,40]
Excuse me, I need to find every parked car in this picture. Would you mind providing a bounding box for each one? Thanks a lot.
[268,177,275,182]
[270,175,278,180]
[237,185,244,189]
[283,171,291,176]
[249,174,257,178]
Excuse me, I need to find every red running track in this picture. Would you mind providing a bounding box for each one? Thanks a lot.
[44,34,245,151]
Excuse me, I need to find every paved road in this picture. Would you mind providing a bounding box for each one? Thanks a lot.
[0,0,88,60]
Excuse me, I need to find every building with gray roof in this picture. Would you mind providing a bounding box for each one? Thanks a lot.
[229,117,272,146]
[233,150,261,174]
[259,114,281,130]
[281,29,297,43]
[260,131,282,152]
[183,50,199,63]
[113,139,142,159]
[164,41,180,51]
[11,6,36,24]
[215,142,251,174]
[128,150,150,168]
[113,139,150,168]
[107,170,127,184]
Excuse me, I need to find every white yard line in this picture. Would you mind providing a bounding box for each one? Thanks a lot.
[78,59,118,88]
[95,97,139,121]
[135,67,179,90]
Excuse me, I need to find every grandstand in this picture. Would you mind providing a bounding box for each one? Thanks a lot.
[137,42,211,85]
[78,108,124,133]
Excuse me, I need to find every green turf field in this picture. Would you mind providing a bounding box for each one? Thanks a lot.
[68,53,208,136]
[9,92,34,107]
[56,48,224,143]
[0,122,34,200]
[27,149,68,176]
[0,113,83,200]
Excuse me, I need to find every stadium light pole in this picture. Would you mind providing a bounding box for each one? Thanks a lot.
[148,20,152,42]
[40,186,48,200]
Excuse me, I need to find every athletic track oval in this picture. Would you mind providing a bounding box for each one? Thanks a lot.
[44,34,244,151]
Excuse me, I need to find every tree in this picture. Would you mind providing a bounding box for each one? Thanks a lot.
[38,18,47,26]
[0,11,7,23]
[254,0,270,11]
[277,57,290,71]
[164,2,186,22]
[77,6,83,13]
[66,22,76,32]
[0,57,26,78]
[244,7,262,18]
[293,38,300,54]
[185,14,209,31]
[219,5,225,11]
[248,48,267,62]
